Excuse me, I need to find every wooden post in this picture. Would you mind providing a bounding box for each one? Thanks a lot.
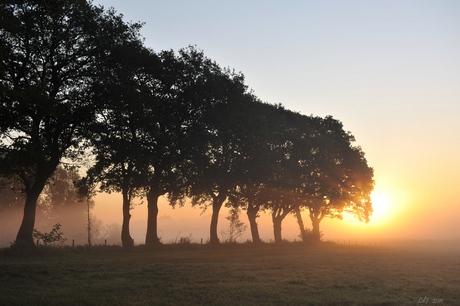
[105,239,107,246]
[72,239,74,247]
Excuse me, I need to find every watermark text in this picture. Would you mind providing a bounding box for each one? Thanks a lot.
[417,296,443,304]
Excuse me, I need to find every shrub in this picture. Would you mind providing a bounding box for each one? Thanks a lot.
[33,223,67,247]
[298,227,323,243]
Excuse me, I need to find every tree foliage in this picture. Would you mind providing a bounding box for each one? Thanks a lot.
[0,0,144,249]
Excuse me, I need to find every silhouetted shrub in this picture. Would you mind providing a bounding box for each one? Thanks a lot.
[33,223,67,247]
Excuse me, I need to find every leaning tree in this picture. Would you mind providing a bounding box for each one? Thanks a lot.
[0,0,144,249]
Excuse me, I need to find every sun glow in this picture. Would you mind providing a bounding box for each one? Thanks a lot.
[340,186,398,229]
[371,189,392,219]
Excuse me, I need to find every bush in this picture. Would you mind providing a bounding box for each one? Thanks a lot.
[298,227,323,243]
[33,223,67,247]
[173,233,193,244]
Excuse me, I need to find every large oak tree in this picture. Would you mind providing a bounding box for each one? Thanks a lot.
[0,0,143,249]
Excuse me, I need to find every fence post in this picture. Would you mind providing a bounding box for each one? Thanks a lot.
[105,239,107,246]
[72,239,74,247]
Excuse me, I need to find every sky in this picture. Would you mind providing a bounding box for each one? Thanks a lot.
[89,0,460,244]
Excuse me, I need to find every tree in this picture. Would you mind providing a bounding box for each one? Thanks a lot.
[226,101,283,243]
[221,207,247,243]
[294,206,309,242]
[38,166,83,224]
[159,47,252,245]
[35,165,92,245]
[186,84,255,244]
[254,109,318,243]
[87,121,145,249]
[296,116,374,242]
[0,0,144,249]
[87,43,154,249]
[76,176,97,246]
[141,47,217,246]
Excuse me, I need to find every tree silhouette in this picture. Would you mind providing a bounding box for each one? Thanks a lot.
[85,43,151,248]
[0,0,144,249]
[186,82,255,244]
[140,47,225,246]
[221,207,247,243]
[75,176,97,246]
[227,102,283,243]
[295,116,374,242]
[154,48,254,245]
[251,109,316,243]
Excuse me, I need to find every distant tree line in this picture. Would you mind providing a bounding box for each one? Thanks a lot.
[0,0,374,250]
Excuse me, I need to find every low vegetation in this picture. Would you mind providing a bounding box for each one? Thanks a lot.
[1,242,458,305]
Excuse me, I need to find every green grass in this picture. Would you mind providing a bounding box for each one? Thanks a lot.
[1,242,459,305]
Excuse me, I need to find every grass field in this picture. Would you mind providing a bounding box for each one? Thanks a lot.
[1,242,459,305]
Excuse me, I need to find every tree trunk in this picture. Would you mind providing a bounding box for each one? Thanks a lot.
[121,188,134,248]
[311,216,321,243]
[145,186,161,246]
[272,213,283,243]
[87,198,92,247]
[15,158,60,250]
[247,201,261,243]
[15,187,43,249]
[294,207,307,242]
[210,195,226,244]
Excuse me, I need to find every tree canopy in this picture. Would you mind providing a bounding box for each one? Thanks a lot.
[0,0,144,249]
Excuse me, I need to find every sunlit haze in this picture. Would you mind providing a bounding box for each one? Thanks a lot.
[9,0,459,246]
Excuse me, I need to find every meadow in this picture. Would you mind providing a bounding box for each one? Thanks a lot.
[1,242,458,305]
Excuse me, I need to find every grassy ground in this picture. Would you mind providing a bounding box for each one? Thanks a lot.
[1,242,458,305]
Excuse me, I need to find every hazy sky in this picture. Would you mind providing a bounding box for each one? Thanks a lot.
[89,0,460,242]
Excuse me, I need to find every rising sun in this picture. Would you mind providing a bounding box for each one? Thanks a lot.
[370,189,392,221]
[342,186,399,227]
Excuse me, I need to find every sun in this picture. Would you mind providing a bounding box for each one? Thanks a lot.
[370,189,392,221]
[340,184,404,229]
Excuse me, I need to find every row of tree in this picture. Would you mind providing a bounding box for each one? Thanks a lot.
[0,0,374,250]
